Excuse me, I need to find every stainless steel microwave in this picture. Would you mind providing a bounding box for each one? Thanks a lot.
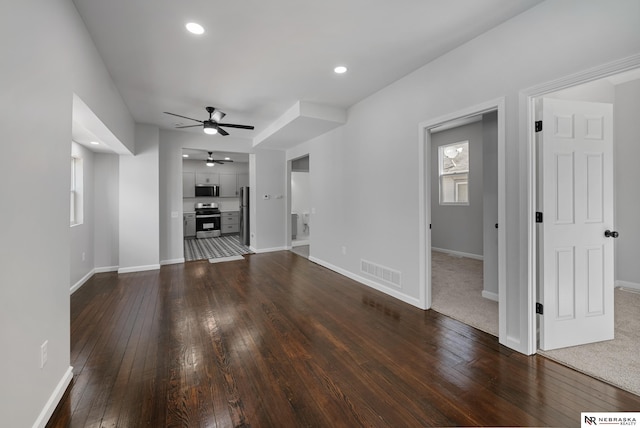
[195,185,219,197]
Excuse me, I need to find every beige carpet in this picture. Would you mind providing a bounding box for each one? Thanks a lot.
[538,288,640,396]
[431,250,498,336]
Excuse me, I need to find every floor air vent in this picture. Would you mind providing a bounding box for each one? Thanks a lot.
[361,259,402,288]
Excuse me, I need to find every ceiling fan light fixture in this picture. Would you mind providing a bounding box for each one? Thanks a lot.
[211,110,224,122]
[203,121,218,135]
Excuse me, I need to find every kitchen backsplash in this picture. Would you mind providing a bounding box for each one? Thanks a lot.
[183,197,240,212]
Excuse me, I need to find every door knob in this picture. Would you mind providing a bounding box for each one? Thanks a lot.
[604,230,619,238]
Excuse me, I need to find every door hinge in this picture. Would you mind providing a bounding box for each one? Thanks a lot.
[536,303,543,315]
[536,212,543,223]
[535,121,543,132]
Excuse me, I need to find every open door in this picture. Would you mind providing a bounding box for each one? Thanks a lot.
[538,98,615,351]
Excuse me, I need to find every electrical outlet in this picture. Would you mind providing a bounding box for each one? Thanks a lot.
[82,252,86,261]
[342,246,347,255]
[40,340,48,368]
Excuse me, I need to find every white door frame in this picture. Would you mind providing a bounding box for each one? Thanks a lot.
[521,54,640,354]
[418,97,507,342]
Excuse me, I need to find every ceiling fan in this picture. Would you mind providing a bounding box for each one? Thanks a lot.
[164,106,254,136]
[205,152,233,167]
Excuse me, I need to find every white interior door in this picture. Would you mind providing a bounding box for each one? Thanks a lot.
[539,98,615,351]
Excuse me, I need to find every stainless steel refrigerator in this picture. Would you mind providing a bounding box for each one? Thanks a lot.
[239,186,250,246]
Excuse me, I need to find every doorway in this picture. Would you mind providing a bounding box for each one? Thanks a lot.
[429,112,499,336]
[289,155,310,258]
[418,97,506,343]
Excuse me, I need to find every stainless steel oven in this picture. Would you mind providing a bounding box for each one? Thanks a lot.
[195,203,221,238]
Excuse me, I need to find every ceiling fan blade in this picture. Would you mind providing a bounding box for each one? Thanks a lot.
[174,124,202,129]
[218,123,254,130]
[217,127,229,136]
[163,112,203,123]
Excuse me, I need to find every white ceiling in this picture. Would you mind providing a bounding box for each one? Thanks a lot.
[71,0,544,150]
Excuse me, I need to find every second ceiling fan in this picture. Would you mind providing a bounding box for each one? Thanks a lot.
[205,152,233,167]
[164,106,254,136]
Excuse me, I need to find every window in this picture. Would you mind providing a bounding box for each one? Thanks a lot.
[439,141,469,205]
[70,156,83,225]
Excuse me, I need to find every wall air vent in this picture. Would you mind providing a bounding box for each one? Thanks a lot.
[361,259,402,288]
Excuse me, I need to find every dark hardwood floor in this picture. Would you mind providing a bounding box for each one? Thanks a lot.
[47,251,640,427]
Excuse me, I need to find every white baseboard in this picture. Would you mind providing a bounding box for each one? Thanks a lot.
[71,266,120,294]
[616,280,640,292]
[70,269,95,294]
[251,246,288,254]
[161,258,185,266]
[118,264,161,274]
[432,247,483,261]
[292,239,310,247]
[32,366,73,428]
[308,256,423,309]
[482,290,499,302]
[95,266,119,273]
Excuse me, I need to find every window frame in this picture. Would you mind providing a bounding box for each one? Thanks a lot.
[438,140,469,206]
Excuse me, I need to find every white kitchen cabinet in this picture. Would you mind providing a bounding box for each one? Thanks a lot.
[183,212,196,237]
[195,172,219,185]
[237,173,249,190]
[182,172,195,198]
[219,174,238,197]
[221,211,239,234]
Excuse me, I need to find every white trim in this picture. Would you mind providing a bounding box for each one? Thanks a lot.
[292,239,310,247]
[32,366,73,428]
[117,264,161,274]
[482,290,499,302]
[251,246,288,254]
[616,280,640,292]
[94,265,118,273]
[521,53,640,356]
[418,97,507,330]
[70,269,95,294]
[432,247,483,261]
[309,256,422,308]
[160,258,185,266]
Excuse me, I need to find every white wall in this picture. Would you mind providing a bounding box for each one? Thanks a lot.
[0,0,134,425]
[288,0,640,353]
[119,124,160,272]
[94,153,120,270]
[70,142,95,287]
[614,79,640,289]
[431,121,484,257]
[251,149,288,251]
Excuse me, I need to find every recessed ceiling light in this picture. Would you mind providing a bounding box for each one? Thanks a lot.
[334,65,347,74]
[90,141,100,145]
[182,154,189,158]
[224,157,230,160]
[186,22,205,35]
